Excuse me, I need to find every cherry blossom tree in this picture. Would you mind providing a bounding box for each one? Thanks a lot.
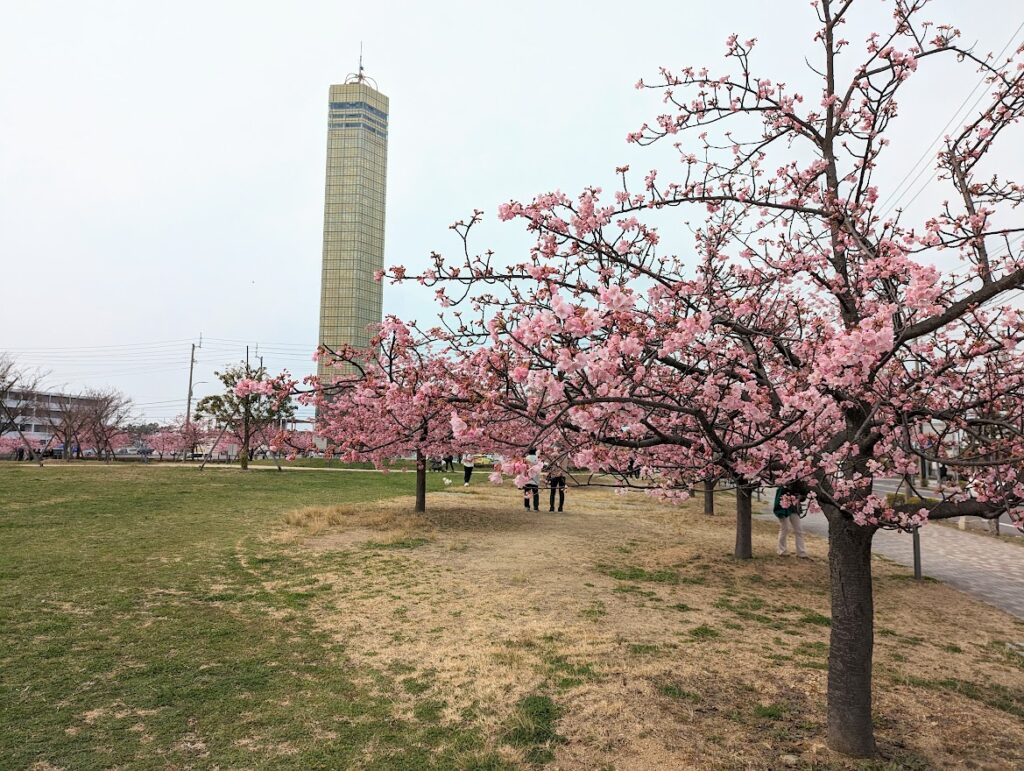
[386,0,1024,756]
[148,417,201,461]
[0,434,23,459]
[269,427,316,459]
[303,318,467,512]
[0,355,45,462]
[48,392,91,461]
[195,362,295,470]
[82,389,133,461]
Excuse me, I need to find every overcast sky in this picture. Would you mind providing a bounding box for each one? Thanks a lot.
[2,0,1021,424]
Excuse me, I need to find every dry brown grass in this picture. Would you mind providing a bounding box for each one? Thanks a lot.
[271,484,1024,770]
[282,500,432,542]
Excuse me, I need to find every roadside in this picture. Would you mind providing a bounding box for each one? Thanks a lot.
[755,488,1024,619]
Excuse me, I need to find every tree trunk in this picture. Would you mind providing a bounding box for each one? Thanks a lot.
[734,484,753,559]
[240,429,249,470]
[240,396,250,471]
[826,514,877,757]
[703,477,715,515]
[415,450,427,513]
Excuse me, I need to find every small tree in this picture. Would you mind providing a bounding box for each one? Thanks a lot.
[309,318,462,512]
[195,362,295,470]
[83,389,132,461]
[49,392,92,461]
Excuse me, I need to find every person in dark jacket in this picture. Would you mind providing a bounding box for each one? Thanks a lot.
[774,481,809,557]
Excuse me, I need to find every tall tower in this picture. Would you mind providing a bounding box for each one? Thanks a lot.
[317,66,389,378]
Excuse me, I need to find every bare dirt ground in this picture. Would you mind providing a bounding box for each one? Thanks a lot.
[276,484,1024,770]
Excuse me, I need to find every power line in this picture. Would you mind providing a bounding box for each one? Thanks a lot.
[0,338,195,352]
[878,20,1024,220]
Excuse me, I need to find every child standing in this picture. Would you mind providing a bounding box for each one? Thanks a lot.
[522,448,540,511]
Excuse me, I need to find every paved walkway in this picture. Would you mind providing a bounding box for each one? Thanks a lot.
[872,477,1021,536]
[756,493,1024,619]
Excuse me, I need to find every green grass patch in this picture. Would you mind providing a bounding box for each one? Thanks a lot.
[657,682,701,702]
[366,537,431,550]
[794,641,828,658]
[502,694,563,765]
[798,611,832,626]
[753,703,785,720]
[628,643,660,655]
[714,595,780,626]
[544,654,599,689]
[596,563,680,583]
[413,699,446,723]
[689,624,720,640]
[613,584,660,599]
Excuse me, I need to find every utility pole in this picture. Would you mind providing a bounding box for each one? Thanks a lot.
[916,357,929,488]
[185,335,201,461]
[185,343,197,428]
[241,345,251,469]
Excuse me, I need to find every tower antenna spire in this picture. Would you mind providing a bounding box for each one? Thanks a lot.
[345,42,377,88]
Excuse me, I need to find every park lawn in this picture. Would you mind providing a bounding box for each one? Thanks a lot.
[0,464,501,770]
[249,457,421,470]
[249,458,496,471]
[1,464,1023,769]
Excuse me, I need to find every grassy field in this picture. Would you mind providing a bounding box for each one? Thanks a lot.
[1,464,1023,769]
[249,458,497,471]
[0,464,491,769]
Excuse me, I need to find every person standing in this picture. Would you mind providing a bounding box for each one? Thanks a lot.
[547,453,567,512]
[463,454,475,486]
[774,481,809,557]
[522,448,540,511]
[444,454,455,472]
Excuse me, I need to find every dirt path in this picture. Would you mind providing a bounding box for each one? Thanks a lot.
[280,485,1024,770]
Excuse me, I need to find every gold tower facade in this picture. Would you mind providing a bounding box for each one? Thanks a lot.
[317,80,389,378]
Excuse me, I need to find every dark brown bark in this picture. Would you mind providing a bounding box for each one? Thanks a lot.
[703,477,715,515]
[415,449,427,513]
[734,484,753,559]
[826,514,877,757]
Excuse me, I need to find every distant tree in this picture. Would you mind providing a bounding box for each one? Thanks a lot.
[194,362,295,470]
[0,434,23,459]
[49,393,92,461]
[148,416,202,461]
[0,354,45,462]
[83,389,133,461]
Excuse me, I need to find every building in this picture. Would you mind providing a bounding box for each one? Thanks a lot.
[0,389,104,447]
[317,67,389,379]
